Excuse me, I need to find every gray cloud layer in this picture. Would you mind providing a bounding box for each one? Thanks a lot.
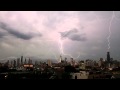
[0,32,5,38]
[60,28,87,41]
[0,22,42,40]
[0,11,120,61]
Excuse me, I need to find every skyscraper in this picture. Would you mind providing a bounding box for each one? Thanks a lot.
[28,58,31,64]
[24,58,27,64]
[107,52,110,62]
[17,58,20,67]
[21,56,23,65]
[11,60,13,67]
[13,60,16,68]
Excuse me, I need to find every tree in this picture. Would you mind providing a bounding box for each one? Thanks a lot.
[62,72,72,79]
[0,66,9,73]
[64,65,76,73]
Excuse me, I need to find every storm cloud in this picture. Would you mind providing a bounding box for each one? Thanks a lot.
[60,28,87,41]
[0,32,5,38]
[0,22,42,40]
[0,11,120,61]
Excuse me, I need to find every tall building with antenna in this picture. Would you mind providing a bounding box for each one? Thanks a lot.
[107,52,110,62]
[106,52,112,68]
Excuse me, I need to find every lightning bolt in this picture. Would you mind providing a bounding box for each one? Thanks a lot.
[58,32,80,60]
[107,11,115,51]
[74,52,80,59]
[58,37,73,58]
[47,11,118,60]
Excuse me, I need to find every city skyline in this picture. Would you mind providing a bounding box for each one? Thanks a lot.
[0,11,120,60]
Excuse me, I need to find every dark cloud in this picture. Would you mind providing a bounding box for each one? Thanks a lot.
[69,33,86,41]
[60,28,78,38]
[60,28,87,41]
[0,22,42,40]
[0,32,5,38]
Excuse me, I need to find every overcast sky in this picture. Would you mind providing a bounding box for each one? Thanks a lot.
[0,11,120,61]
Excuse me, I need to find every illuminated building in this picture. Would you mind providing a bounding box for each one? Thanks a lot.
[23,64,34,70]
[71,71,89,79]
[23,59,34,69]
[23,64,34,68]
[47,60,52,66]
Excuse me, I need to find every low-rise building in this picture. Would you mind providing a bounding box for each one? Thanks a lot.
[71,71,89,79]
[71,70,111,79]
